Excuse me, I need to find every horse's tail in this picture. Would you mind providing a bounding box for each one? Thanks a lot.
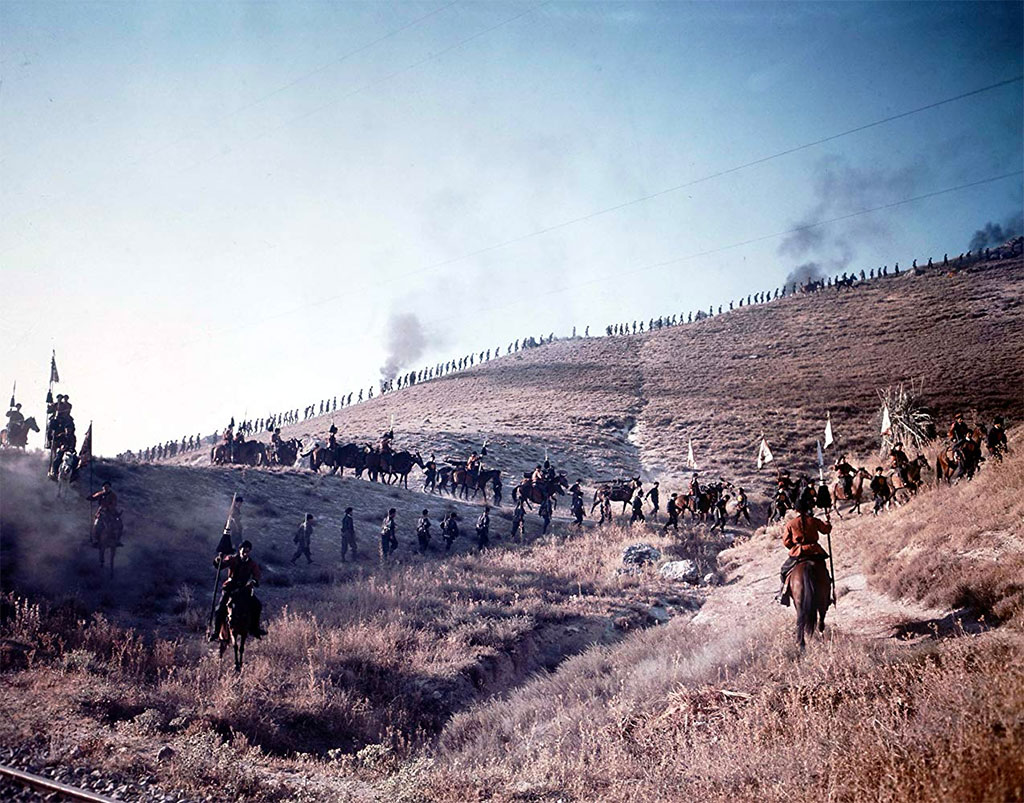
[796,563,817,648]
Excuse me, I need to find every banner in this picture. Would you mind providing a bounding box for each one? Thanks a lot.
[881,405,892,436]
[757,437,774,469]
[49,351,59,384]
[79,422,93,469]
[686,439,697,469]
[824,413,834,448]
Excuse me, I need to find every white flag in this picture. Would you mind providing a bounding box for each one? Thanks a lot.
[687,439,697,469]
[757,437,774,469]
[824,413,834,448]
[880,405,892,436]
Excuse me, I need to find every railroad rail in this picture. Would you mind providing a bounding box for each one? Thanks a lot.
[0,762,119,802]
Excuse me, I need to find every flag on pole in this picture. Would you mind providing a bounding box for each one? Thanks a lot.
[79,422,93,469]
[757,436,774,469]
[880,405,892,436]
[824,412,834,448]
[49,351,60,384]
[686,439,697,469]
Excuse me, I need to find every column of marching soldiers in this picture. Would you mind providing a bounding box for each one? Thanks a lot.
[120,240,1022,465]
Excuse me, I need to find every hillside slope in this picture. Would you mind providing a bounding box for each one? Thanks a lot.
[181,256,1024,499]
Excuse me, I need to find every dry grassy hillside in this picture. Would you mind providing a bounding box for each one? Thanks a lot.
[193,256,1024,501]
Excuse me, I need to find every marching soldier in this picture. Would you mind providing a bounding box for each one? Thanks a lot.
[475,506,491,550]
[539,497,553,534]
[416,509,433,554]
[380,509,398,560]
[340,507,357,561]
[441,511,460,553]
[664,493,679,531]
[291,513,315,564]
[511,502,526,540]
[644,481,660,520]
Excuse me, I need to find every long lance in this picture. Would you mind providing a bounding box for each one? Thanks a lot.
[826,528,837,608]
[9,380,15,409]
[207,492,237,636]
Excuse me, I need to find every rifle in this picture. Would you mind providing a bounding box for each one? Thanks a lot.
[207,492,237,637]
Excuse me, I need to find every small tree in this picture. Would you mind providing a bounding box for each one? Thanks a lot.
[877,380,934,455]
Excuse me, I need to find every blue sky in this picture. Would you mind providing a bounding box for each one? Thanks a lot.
[2,1,1021,454]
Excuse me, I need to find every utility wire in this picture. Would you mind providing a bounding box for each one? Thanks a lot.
[149,75,1024,328]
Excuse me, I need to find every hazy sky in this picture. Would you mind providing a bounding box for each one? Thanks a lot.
[2,1,1021,454]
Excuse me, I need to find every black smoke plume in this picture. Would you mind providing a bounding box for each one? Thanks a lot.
[778,155,925,277]
[784,261,827,286]
[380,313,427,381]
[968,211,1022,251]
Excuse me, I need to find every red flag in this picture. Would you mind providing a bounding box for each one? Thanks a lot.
[49,351,60,384]
[79,422,93,468]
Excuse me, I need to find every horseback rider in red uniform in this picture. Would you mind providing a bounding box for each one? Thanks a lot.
[210,540,265,641]
[778,500,832,606]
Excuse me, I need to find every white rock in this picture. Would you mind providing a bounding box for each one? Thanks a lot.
[659,560,699,583]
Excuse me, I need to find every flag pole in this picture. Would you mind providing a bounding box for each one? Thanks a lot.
[826,529,838,608]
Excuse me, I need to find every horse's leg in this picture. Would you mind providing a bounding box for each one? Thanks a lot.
[109,546,116,579]
[219,640,228,658]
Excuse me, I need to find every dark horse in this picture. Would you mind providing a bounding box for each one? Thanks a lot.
[936,438,982,484]
[218,589,255,672]
[311,442,366,475]
[267,437,302,467]
[93,510,123,579]
[1,416,40,449]
[591,477,640,515]
[516,474,568,508]
[452,467,502,501]
[211,439,266,466]
[385,451,424,489]
[787,558,832,650]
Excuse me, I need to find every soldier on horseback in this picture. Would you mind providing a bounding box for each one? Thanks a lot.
[467,451,482,484]
[986,416,1008,460]
[210,540,266,641]
[948,413,971,466]
[834,455,855,496]
[889,441,911,486]
[777,499,832,606]
[88,481,123,547]
[5,402,24,435]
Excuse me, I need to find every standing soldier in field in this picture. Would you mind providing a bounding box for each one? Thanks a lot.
[475,506,491,550]
[664,493,679,531]
[511,501,526,540]
[570,490,585,528]
[645,481,660,521]
[380,508,398,560]
[539,496,553,534]
[870,468,890,515]
[441,511,460,553]
[291,513,315,564]
[733,487,752,524]
[340,507,357,561]
[630,491,645,524]
[416,509,433,554]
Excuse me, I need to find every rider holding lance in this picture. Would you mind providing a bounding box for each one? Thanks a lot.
[777,499,832,607]
[88,481,121,546]
[210,540,266,641]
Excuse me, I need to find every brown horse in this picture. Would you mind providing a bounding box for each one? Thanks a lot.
[936,439,982,484]
[831,467,870,515]
[92,510,122,579]
[385,451,424,489]
[590,477,640,515]
[1,416,39,449]
[886,455,930,503]
[787,558,832,650]
[218,590,255,672]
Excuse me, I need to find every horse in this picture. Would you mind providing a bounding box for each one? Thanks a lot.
[517,474,568,508]
[310,442,365,475]
[55,450,78,499]
[886,455,930,504]
[362,447,386,482]
[267,438,301,467]
[92,510,122,579]
[211,439,266,466]
[831,467,871,515]
[591,477,640,515]
[787,558,832,650]
[385,451,424,489]
[0,416,39,449]
[936,439,983,484]
[218,589,255,672]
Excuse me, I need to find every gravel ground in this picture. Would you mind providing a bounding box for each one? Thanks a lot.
[0,745,193,803]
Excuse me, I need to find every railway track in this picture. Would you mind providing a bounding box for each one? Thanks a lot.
[0,762,119,802]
